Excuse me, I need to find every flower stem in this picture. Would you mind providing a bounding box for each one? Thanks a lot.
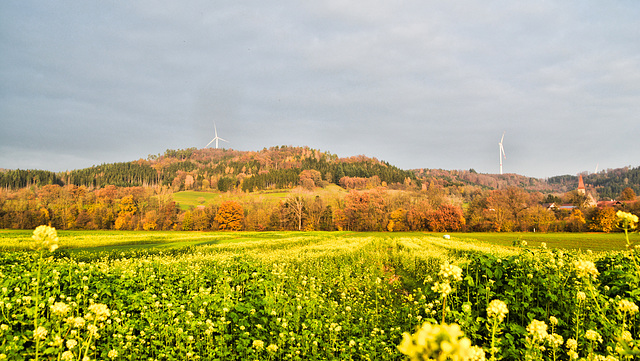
[34,250,43,361]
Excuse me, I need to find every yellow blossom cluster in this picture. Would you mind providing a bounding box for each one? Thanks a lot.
[585,329,603,343]
[86,303,110,322]
[526,319,548,343]
[34,326,48,340]
[576,291,587,301]
[486,300,509,322]
[252,340,265,349]
[438,262,463,282]
[50,302,71,317]
[431,282,452,297]
[31,225,59,252]
[574,260,599,280]
[617,299,639,314]
[398,322,483,361]
[617,211,639,229]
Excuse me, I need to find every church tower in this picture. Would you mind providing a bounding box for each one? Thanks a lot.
[577,174,597,207]
[578,175,586,195]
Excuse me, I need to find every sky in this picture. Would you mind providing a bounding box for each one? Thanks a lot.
[1,1,639,179]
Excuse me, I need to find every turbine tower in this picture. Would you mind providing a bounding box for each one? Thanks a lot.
[204,122,228,149]
[499,132,506,175]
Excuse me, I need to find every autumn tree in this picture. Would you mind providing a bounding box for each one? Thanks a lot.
[589,207,617,232]
[564,190,588,208]
[282,192,308,231]
[519,205,556,232]
[299,170,323,190]
[215,201,244,231]
[115,195,137,230]
[619,187,637,201]
[428,204,465,232]
[318,205,335,231]
[343,189,387,231]
[566,209,586,232]
[306,196,326,231]
[483,187,533,232]
[388,208,407,232]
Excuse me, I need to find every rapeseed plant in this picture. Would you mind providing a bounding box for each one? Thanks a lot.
[397,322,482,361]
[486,299,508,361]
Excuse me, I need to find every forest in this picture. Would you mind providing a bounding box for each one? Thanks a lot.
[1,146,639,233]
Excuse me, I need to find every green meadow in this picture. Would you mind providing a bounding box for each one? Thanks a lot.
[172,185,347,210]
[0,229,632,253]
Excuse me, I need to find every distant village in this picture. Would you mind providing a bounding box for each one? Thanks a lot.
[544,175,636,210]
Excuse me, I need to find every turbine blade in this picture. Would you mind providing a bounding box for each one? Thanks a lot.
[205,139,216,148]
[500,144,506,159]
[218,138,228,142]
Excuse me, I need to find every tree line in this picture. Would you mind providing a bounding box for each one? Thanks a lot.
[1,182,638,233]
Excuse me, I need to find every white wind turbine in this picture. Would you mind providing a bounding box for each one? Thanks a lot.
[499,132,506,175]
[204,122,228,149]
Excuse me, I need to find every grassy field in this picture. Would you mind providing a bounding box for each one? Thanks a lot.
[172,190,290,210]
[427,231,639,252]
[0,229,633,253]
[172,184,347,210]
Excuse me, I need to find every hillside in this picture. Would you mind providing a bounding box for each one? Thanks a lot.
[1,146,419,192]
[1,147,639,200]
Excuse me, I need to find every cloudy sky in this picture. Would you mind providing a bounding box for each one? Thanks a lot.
[2,1,639,178]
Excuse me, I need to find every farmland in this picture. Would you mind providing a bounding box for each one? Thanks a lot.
[0,228,638,360]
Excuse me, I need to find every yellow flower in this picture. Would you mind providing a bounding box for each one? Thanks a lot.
[266,344,278,353]
[574,260,599,280]
[50,301,71,317]
[66,339,78,349]
[438,262,463,282]
[252,340,264,349]
[617,299,639,314]
[548,333,563,348]
[486,299,509,322]
[107,349,118,359]
[617,211,639,229]
[585,329,602,343]
[34,326,48,340]
[61,351,74,361]
[526,320,548,342]
[398,322,476,361]
[87,303,110,322]
[431,282,452,297]
[48,335,64,347]
[32,225,59,252]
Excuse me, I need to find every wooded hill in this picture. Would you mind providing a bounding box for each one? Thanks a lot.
[0,146,419,192]
[413,167,640,200]
[1,146,639,200]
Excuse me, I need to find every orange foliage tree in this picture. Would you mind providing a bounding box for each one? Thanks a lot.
[215,201,244,231]
[589,207,617,233]
[428,204,465,232]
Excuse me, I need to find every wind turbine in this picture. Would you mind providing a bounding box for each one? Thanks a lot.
[499,132,506,175]
[204,122,228,149]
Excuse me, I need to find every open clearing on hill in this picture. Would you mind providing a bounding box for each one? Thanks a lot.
[172,184,348,210]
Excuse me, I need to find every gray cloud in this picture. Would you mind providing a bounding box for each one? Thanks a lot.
[1,1,639,177]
